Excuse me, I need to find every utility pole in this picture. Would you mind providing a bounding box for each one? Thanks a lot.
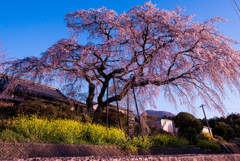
[113,77,122,130]
[132,87,144,141]
[200,104,213,139]
[106,78,109,131]
[127,93,130,137]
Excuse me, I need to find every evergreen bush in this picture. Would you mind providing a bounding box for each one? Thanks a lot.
[196,139,220,151]
[150,134,189,148]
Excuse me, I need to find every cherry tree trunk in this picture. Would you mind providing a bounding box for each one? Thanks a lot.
[86,83,95,114]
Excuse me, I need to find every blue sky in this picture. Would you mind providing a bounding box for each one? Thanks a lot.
[1,0,240,118]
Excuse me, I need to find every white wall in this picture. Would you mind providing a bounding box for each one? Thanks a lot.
[161,119,175,133]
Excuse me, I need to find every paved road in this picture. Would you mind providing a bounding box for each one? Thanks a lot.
[7,154,240,161]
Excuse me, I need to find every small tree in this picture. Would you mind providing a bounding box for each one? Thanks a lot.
[226,113,240,138]
[208,114,239,140]
[174,112,203,144]
[213,121,234,140]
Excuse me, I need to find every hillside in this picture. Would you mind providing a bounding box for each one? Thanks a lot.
[145,110,175,118]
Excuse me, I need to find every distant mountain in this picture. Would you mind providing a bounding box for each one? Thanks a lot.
[145,110,175,118]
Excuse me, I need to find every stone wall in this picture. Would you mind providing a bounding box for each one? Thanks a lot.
[0,142,204,159]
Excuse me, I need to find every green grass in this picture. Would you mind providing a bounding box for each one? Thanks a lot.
[150,134,189,148]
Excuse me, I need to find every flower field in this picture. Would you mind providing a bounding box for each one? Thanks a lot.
[0,115,128,146]
[0,115,220,152]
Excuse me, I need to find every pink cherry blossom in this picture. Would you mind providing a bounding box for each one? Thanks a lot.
[3,2,240,115]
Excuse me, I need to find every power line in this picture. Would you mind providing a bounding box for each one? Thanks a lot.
[233,0,240,12]
[229,0,240,20]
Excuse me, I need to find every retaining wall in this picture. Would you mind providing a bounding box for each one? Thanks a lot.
[0,142,207,160]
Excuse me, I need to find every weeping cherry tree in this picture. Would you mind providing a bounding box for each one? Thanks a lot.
[3,2,240,115]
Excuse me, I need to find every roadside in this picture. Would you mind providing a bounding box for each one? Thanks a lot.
[5,154,240,161]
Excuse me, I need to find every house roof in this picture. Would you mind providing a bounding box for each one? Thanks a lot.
[0,74,84,106]
[93,101,134,112]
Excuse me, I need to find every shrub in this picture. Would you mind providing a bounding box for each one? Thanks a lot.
[0,129,25,142]
[92,110,127,129]
[174,112,203,144]
[0,119,10,132]
[17,100,57,119]
[196,139,220,151]
[83,123,127,145]
[130,135,152,149]
[122,142,138,152]
[213,135,225,142]
[56,103,76,119]
[150,134,189,148]
[3,115,128,146]
[76,114,91,123]
[0,105,18,118]
[10,115,52,142]
[199,132,212,141]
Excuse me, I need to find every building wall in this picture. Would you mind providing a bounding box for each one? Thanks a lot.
[152,119,178,133]
[161,119,176,133]
[202,126,212,136]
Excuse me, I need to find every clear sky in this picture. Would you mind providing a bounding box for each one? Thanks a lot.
[0,0,240,119]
